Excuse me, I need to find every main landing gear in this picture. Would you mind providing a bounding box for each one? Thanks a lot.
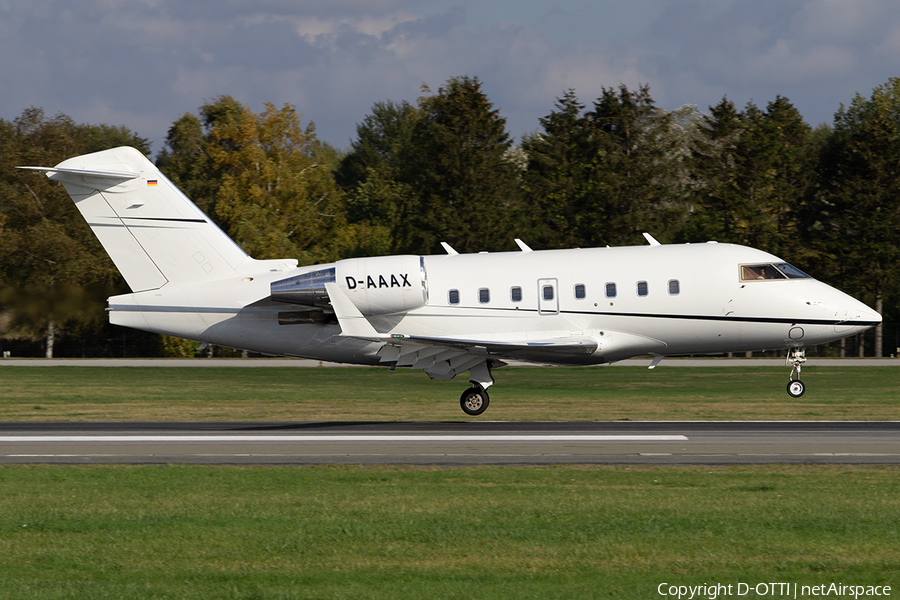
[459,360,493,416]
[460,385,490,416]
[786,347,806,398]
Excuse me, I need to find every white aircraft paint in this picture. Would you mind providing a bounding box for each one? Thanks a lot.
[20,147,882,415]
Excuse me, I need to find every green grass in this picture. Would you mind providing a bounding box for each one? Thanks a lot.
[0,365,897,421]
[0,464,897,599]
[1,368,898,597]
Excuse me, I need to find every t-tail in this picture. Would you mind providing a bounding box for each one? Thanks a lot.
[19,146,296,292]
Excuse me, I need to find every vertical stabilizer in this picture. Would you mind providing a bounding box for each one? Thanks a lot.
[21,147,252,292]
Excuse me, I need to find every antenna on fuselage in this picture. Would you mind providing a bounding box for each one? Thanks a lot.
[440,242,458,255]
[514,239,533,252]
[642,233,661,246]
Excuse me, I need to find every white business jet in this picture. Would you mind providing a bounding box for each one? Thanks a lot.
[21,147,881,415]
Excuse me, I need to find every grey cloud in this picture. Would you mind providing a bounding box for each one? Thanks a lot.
[5,0,900,157]
[643,0,900,123]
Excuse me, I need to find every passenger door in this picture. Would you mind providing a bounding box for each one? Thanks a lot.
[537,278,558,315]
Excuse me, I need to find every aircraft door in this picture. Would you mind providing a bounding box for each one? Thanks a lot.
[538,278,558,315]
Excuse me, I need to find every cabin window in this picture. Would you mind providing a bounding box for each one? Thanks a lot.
[605,282,617,298]
[542,285,554,301]
[574,284,586,299]
[637,281,648,296]
[510,286,522,302]
[478,288,490,304]
[448,289,460,305]
[668,279,680,295]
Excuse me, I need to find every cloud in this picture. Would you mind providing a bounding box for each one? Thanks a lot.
[3,0,900,155]
[648,0,900,120]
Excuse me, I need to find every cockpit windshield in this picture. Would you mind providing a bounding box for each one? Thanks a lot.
[740,263,811,281]
[773,263,811,279]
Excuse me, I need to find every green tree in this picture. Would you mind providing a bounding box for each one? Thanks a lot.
[729,97,816,258]
[522,85,695,249]
[336,100,419,193]
[0,108,149,356]
[335,100,420,256]
[683,97,745,242]
[805,78,900,356]
[340,77,523,255]
[520,90,593,249]
[404,77,522,254]
[684,96,817,261]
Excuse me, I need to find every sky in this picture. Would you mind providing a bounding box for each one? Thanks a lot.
[3,0,900,156]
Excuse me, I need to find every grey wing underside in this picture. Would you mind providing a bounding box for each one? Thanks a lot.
[321,282,597,379]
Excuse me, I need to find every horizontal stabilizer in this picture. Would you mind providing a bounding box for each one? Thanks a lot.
[17,166,139,180]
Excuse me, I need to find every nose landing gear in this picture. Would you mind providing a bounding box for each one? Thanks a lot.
[786,347,806,398]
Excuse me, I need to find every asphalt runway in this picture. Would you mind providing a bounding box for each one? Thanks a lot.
[2,421,899,465]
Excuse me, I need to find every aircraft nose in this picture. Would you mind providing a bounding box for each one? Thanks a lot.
[847,296,882,324]
[834,296,881,335]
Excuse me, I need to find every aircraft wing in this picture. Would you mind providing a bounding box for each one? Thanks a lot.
[323,283,597,379]
[370,333,597,380]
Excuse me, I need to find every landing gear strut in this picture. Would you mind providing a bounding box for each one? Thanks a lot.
[786,347,806,398]
[460,360,493,416]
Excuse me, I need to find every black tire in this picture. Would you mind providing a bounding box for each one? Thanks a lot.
[787,379,805,398]
[460,385,490,416]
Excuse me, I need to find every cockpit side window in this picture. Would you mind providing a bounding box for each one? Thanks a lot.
[741,265,785,280]
[740,263,811,281]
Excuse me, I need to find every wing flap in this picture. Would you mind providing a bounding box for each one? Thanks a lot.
[402,333,598,361]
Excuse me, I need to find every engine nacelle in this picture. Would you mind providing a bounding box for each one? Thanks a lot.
[335,255,427,316]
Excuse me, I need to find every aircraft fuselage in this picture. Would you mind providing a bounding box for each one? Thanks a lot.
[108,242,879,365]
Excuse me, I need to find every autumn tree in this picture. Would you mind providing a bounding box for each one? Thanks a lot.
[159,96,349,265]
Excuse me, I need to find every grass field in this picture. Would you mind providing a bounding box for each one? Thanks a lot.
[0,464,897,599]
[0,364,897,421]
[1,365,897,598]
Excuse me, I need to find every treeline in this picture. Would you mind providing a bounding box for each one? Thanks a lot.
[1,77,898,357]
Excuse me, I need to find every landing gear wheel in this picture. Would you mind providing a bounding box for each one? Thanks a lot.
[460,385,490,416]
[787,379,805,398]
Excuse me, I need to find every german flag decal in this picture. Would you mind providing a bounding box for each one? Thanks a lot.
[147,180,158,186]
